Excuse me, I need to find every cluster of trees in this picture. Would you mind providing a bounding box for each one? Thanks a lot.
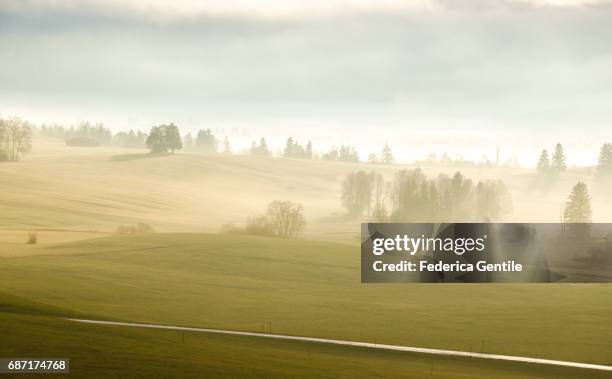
[283,138,313,159]
[39,122,146,148]
[322,145,359,162]
[250,138,271,156]
[146,124,182,153]
[341,169,513,222]
[40,122,112,146]
[367,143,394,164]
[537,143,567,174]
[0,117,32,161]
[184,129,219,153]
[223,200,306,238]
[116,222,156,235]
[113,130,148,148]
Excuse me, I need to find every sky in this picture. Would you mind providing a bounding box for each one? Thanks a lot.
[1,0,611,165]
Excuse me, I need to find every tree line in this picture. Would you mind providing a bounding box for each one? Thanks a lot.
[537,143,567,174]
[183,129,232,154]
[38,122,146,148]
[36,120,397,164]
[536,142,612,176]
[341,169,513,222]
[30,119,612,180]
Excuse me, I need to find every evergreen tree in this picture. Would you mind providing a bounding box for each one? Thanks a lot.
[283,137,311,159]
[552,143,567,172]
[251,138,270,156]
[259,138,270,156]
[381,143,394,164]
[597,143,612,179]
[283,137,295,158]
[564,182,592,238]
[537,149,550,173]
[323,145,359,162]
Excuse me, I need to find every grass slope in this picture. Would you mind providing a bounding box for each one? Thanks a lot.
[0,233,610,367]
[1,139,608,241]
[0,294,609,379]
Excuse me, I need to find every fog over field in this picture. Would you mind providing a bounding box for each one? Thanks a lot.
[1,2,612,378]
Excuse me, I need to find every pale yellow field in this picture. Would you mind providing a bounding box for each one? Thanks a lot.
[0,137,608,249]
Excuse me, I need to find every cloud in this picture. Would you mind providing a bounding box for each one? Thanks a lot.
[0,0,608,21]
[0,0,611,138]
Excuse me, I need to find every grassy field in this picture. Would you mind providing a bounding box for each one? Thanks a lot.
[1,293,610,379]
[1,141,612,378]
[1,138,610,243]
[1,233,611,368]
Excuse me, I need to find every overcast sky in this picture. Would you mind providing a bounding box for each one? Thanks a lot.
[1,0,611,164]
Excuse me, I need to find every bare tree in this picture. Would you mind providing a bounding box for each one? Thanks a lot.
[266,200,306,238]
[341,171,375,216]
[0,117,32,161]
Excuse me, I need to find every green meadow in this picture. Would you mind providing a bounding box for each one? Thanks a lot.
[1,293,609,379]
[1,233,611,367]
[1,140,611,377]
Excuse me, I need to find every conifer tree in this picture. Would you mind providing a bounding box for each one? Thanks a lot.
[259,138,270,156]
[381,143,394,164]
[552,143,567,172]
[597,143,612,179]
[564,182,592,238]
[537,149,550,173]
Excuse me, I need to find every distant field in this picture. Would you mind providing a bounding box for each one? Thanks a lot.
[1,138,609,245]
[2,140,612,378]
[2,294,609,379]
[1,233,611,367]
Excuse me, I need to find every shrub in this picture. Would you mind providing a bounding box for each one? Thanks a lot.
[239,201,306,238]
[27,232,37,244]
[116,223,155,235]
[136,222,155,234]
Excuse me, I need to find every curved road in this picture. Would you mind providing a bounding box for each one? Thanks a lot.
[67,318,612,372]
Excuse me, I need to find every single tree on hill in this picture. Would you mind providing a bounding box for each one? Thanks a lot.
[146,123,182,153]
